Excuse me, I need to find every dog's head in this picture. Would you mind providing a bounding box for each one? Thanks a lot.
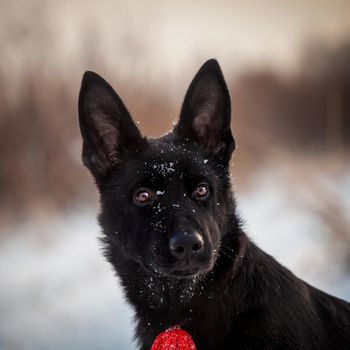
[79,60,235,278]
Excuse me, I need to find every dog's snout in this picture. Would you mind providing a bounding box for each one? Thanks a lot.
[169,232,204,258]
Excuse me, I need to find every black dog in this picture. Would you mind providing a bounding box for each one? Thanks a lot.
[78,60,350,349]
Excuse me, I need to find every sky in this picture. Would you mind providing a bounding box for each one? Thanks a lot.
[1,0,350,95]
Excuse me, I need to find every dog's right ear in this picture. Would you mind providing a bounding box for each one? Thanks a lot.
[78,71,144,182]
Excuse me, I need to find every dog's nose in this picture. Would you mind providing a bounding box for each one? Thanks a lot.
[169,232,204,258]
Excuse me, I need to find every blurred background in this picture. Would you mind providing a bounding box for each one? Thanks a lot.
[0,0,350,349]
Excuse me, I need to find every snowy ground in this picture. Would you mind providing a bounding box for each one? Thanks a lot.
[0,208,134,350]
[0,171,349,350]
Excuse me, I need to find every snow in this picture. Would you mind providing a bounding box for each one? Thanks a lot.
[0,210,134,350]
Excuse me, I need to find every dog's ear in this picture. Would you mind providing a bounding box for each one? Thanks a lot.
[175,59,235,160]
[78,71,144,181]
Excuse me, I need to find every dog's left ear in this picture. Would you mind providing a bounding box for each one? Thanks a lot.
[175,59,235,160]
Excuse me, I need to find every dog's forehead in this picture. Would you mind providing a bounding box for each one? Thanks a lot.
[138,140,210,177]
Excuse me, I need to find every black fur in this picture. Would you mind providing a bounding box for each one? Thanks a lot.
[78,59,350,349]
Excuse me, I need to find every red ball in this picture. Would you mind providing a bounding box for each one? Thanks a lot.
[151,327,196,350]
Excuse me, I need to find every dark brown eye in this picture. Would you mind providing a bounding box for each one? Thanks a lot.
[134,189,153,206]
[193,183,209,199]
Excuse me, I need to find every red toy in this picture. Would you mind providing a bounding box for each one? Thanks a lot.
[151,327,196,350]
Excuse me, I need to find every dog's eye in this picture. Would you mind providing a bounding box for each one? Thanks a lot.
[134,189,154,206]
[193,184,209,199]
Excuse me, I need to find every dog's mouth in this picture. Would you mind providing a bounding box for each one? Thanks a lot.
[141,258,213,279]
[170,268,201,277]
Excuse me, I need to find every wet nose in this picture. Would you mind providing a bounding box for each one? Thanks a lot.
[169,232,204,259]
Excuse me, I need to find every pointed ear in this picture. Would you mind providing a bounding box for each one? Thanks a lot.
[175,59,235,160]
[78,71,145,181]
